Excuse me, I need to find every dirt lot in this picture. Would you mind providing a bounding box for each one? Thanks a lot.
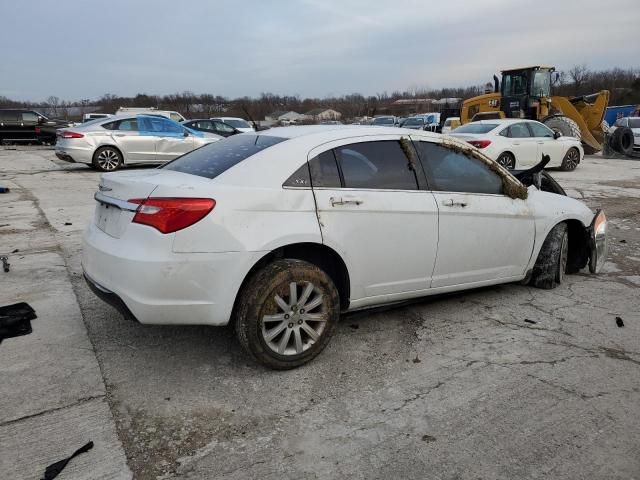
[1,148,639,480]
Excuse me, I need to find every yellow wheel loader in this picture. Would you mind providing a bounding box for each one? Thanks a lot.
[460,66,609,154]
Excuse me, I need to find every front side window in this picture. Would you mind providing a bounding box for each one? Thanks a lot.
[163,134,287,179]
[334,141,417,190]
[223,119,251,129]
[21,112,38,122]
[214,121,235,133]
[527,122,554,138]
[531,71,551,97]
[628,118,640,128]
[415,141,503,195]
[141,117,183,135]
[508,123,531,138]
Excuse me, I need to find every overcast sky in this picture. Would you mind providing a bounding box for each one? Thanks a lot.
[1,0,639,101]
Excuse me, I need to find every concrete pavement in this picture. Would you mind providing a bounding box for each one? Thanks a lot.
[2,148,639,479]
[0,149,131,479]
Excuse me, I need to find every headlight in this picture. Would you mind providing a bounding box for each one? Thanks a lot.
[589,210,607,274]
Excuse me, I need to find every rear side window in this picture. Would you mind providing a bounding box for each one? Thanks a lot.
[102,119,138,131]
[508,123,530,138]
[415,141,503,195]
[0,111,19,121]
[309,150,341,187]
[163,134,287,179]
[21,112,38,122]
[334,141,418,190]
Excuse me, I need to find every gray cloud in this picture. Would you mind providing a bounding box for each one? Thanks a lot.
[0,0,638,101]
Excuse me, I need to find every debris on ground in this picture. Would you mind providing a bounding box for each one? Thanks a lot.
[0,185,9,193]
[349,324,359,330]
[616,316,625,328]
[422,435,436,442]
[1,255,9,272]
[63,222,73,226]
[412,354,421,363]
[620,239,627,243]
[524,319,537,324]
[42,441,94,480]
[0,303,36,344]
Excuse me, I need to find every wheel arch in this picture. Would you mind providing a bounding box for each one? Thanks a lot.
[532,217,590,274]
[231,242,351,317]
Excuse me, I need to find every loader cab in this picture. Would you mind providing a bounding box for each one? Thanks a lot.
[500,66,554,119]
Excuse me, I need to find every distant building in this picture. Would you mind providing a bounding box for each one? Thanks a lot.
[265,110,307,123]
[305,108,342,121]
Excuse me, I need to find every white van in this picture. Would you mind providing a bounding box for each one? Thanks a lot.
[115,107,186,123]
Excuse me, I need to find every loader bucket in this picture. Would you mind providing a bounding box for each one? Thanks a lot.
[551,90,609,154]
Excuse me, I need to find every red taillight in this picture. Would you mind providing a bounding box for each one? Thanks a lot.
[60,131,84,139]
[35,127,41,134]
[129,198,215,234]
[467,139,492,149]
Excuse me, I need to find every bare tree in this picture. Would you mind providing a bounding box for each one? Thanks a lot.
[568,64,589,94]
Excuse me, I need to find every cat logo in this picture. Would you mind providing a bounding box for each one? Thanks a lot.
[488,99,500,108]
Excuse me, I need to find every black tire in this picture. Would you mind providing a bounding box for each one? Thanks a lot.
[560,147,580,171]
[497,152,516,170]
[234,259,340,370]
[529,223,569,289]
[543,116,581,140]
[611,127,635,156]
[92,146,123,171]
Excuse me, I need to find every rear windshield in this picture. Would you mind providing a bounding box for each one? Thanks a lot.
[162,134,287,179]
[373,117,394,125]
[453,123,498,134]
[403,118,424,126]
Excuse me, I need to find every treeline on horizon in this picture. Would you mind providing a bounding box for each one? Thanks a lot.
[1,65,639,121]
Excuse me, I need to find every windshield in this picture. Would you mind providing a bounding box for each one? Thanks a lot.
[403,118,424,126]
[222,119,251,129]
[532,70,551,97]
[453,123,499,134]
[162,134,287,179]
[372,117,394,125]
[628,118,640,128]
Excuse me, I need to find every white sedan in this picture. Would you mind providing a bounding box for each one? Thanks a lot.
[82,126,606,369]
[449,119,584,171]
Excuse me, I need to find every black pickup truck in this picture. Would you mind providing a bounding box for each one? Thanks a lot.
[0,109,72,145]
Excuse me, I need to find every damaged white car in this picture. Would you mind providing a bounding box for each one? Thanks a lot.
[82,126,607,369]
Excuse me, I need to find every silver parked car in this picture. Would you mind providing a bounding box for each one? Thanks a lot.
[55,114,222,171]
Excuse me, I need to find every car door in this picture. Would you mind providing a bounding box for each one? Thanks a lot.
[505,122,538,167]
[413,139,535,288]
[308,136,439,305]
[0,110,22,141]
[20,111,39,140]
[145,116,195,162]
[527,121,564,166]
[109,118,157,161]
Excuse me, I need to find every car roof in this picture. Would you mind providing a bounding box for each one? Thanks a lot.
[257,124,416,139]
[469,119,538,125]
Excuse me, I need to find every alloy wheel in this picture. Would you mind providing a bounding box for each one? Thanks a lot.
[497,154,515,169]
[565,149,579,170]
[97,149,120,170]
[261,281,327,356]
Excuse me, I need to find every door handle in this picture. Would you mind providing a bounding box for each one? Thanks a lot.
[442,199,467,207]
[537,141,544,144]
[330,196,363,207]
[513,142,520,145]
[114,133,126,137]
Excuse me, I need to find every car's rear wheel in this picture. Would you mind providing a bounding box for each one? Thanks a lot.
[93,147,123,171]
[497,152,516,170]
[235,259,340,369]
[529,222,568,289]
[560,147,580,171]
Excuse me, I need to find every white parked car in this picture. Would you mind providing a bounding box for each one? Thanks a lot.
[211,117,255,133]
[82,126,607,369]
[55,114,221,171]
[450,119,584,171]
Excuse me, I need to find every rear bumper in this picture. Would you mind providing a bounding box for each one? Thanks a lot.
[84,272,138,322]
[82,222,265,326]
[55,152,76,162]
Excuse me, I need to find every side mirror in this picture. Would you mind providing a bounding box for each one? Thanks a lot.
[183,131,190,137]
[553,131,562,139]
[37,116,46,125]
